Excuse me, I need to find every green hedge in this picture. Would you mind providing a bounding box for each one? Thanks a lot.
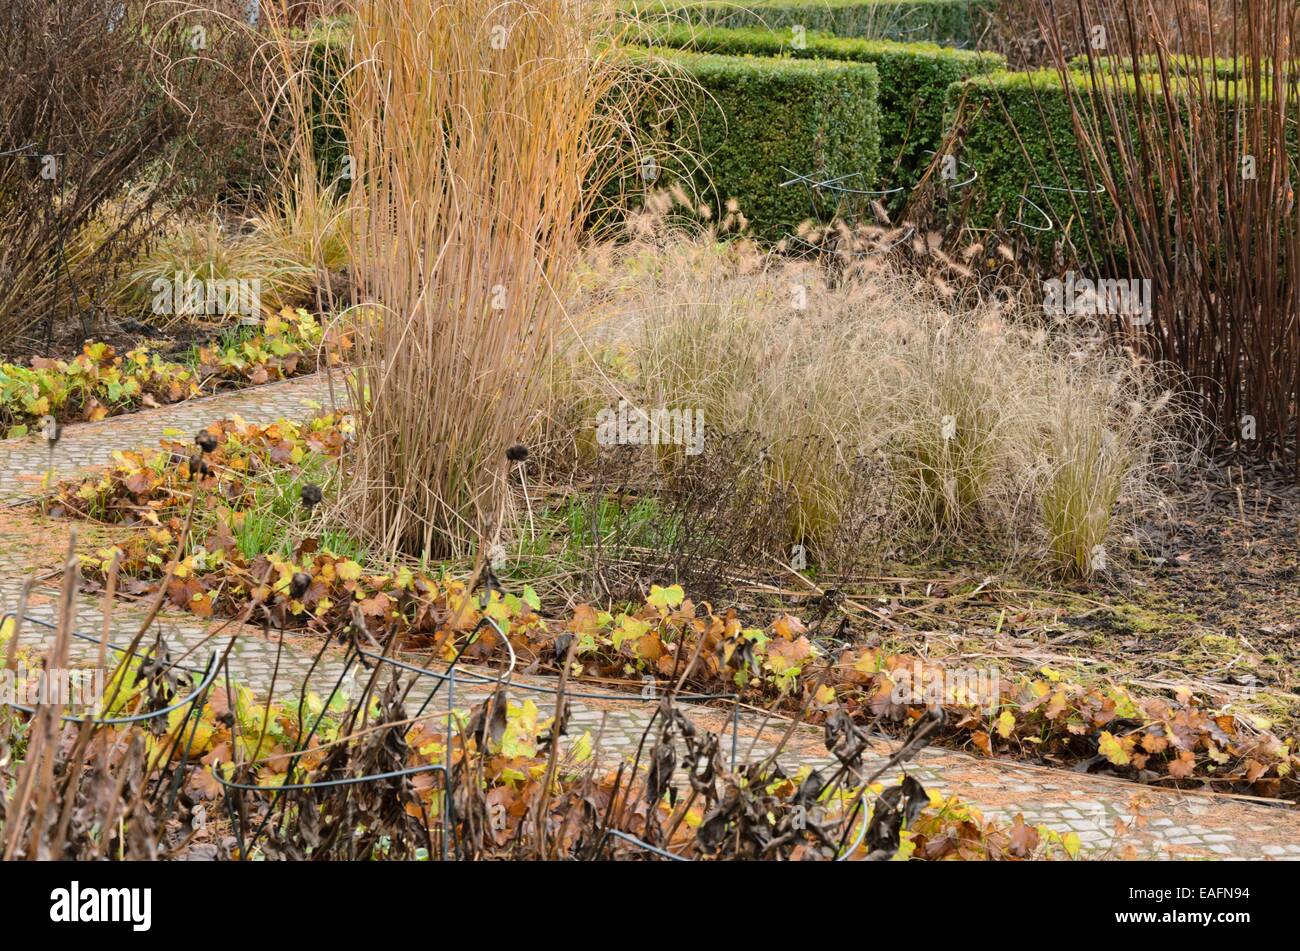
[621,47,881,239]
[944,68,1159,263]
[944,69,1296,261]
[944,70,1087,236]
[1067,53,1245,79]
[623,0,996,47]
[632,24,1001,197]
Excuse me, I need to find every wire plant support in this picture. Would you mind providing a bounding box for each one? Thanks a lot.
[3,572,939,861]
[207,604,748,861]
[1,611,226,827]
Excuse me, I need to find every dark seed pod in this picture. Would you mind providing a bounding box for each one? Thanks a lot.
[195,429,218,453]
[506,443,529,462]
[290,572,312,599]
[300,484,323,508]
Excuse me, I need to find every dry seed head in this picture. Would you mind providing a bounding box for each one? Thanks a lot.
[290,572,312,600]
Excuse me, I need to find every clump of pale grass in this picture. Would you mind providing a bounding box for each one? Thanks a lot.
[118,216,318,323]
[338,0,642,561]
[547,219,1192,577]
[1033,357,1180,577]
[880,311,1021,537]
[243,180,353,305]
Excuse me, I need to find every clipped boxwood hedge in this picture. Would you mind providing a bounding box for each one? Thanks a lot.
[621,47,882,239]
[623,0,996,47]
[944,69,1090,239]
[944,69,1159,262]
[631,23,1002,197]
[1067,53,1246,79]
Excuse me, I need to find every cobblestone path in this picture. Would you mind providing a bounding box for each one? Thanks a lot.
[0,372,344,501]
[2,377,1297,859]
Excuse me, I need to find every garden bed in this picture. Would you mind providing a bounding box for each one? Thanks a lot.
[40,418,1300,803]
[0,594,1053,862]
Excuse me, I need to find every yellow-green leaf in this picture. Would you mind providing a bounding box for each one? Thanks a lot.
[1098,730,1131,767]
[1062,831,1081,859]
[647,584,684,610]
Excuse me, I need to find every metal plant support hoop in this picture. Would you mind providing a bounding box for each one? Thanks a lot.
[4,606,880,860]
[208,609,748,861]
[1,611,226,825]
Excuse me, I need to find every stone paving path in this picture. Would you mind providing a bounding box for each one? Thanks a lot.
[2,376,1298,860]
[0,372,344,501]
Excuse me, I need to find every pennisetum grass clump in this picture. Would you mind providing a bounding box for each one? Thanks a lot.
[546,216,1195,578]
